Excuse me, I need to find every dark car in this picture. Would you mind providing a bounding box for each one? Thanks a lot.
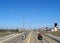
[37,33,43,40]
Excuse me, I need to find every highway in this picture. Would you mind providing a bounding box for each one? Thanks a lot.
[0,31,59,43]
[22,31,58,43]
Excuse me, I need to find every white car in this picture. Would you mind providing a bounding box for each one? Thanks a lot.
[22,33,26,40]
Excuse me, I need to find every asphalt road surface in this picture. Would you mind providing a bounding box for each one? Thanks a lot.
[0,33,23,43]
[0,31,59,43]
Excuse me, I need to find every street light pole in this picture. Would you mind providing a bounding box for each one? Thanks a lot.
[23,16,25,31]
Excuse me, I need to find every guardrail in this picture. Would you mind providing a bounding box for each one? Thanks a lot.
[45,34,60,43]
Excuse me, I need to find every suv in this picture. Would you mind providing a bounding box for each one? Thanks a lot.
[37,33,43,40]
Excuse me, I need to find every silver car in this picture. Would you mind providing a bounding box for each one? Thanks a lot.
[22,33,26,40]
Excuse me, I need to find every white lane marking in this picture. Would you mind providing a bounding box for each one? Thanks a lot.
[27,32,32,43]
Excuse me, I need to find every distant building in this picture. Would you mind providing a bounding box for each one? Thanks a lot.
[54,27,58,31]
[49,28,54,32]
[54,23,58,31]
[51,23,58,32]
[50,27,58,32]
[51,29,54,32]
[45,27,49,31]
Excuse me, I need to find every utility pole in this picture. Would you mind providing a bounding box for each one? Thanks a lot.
[23,16,25,31]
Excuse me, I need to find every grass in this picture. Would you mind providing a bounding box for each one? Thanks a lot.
[46,31,60,37]
[0,32,21,37]
[0,33,11,37]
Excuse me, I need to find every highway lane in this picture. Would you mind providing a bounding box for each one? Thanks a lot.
[0,33,23,43]
[33,31,50,43]
[42,34,58,43]
[0,33,21,41]
[15,31,29,43]
[6,33,23,43]
[0,34,18,41]
[22,31,59,43]
[11,32,29,43]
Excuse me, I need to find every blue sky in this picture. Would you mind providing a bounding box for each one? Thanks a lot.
[0,0,60,29]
